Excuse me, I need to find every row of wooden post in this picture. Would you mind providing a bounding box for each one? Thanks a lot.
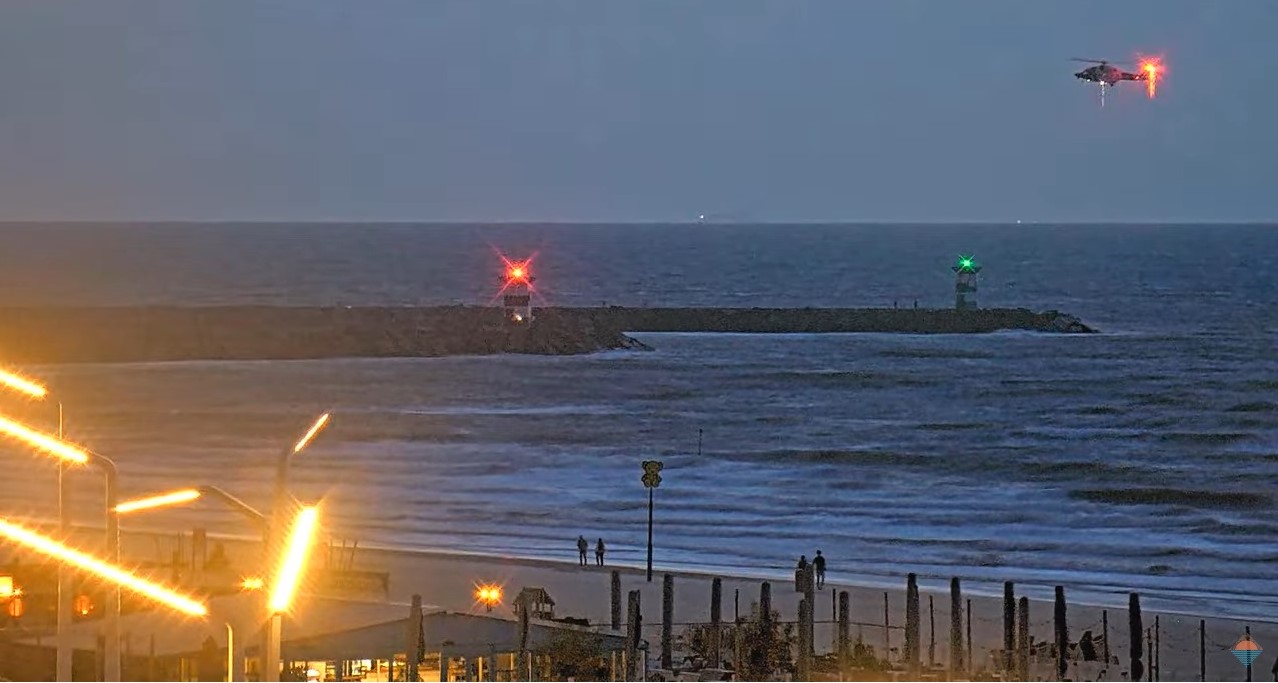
[608,568,1232,682]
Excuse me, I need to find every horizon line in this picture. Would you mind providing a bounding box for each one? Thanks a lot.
[1,219,1275,226]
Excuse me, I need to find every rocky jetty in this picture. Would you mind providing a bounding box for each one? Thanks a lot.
[0,305,1093,365]
[0,306,648,364]
[554,306,1098,335]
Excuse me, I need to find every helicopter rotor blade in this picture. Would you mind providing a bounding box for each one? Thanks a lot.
[1069,58,1109,64]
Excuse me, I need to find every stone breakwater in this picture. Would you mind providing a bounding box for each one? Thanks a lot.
[547,306,1097,335]
[0,306,1093,364]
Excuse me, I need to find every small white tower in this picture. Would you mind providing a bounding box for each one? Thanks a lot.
[953,255,981,310]
[501,259,535,323]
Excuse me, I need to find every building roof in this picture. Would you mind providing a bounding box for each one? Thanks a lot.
[279,611,627,662]
[16,593,433,658]
[16,594,626,662]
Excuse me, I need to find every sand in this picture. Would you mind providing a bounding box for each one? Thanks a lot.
[99,528,1278,682]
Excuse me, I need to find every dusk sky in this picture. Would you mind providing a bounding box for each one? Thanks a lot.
[1,1,1274,223]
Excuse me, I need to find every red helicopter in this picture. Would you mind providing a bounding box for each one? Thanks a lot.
[1071,57,1163,107]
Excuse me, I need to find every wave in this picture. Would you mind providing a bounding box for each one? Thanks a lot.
[755,369,934,388]
[1156,432,1254,445]
[1226,401,1278,413]
[1071,487,1272,509]
[878,348,994,360]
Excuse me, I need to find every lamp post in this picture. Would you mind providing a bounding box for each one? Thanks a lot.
[0,367,75,683]
[0,411,121,680]
[263,413,330,683]
[640,460,663,583]
[115,485,271,683]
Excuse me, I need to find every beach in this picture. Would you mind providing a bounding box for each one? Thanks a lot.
[104,527,1278,681]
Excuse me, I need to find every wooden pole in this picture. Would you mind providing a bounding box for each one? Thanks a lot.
[949,578,963,677]
[611,571,622,631]
[1130,594,1143,683]
[625,591,640,682]
[661,574,673,669]
[1155,614,1160,682]
[798,598,812,681]
[710,578,723,669]
[966,597,972,676]
[1199,619,1205,682]
[928,595,936,668]
[906,574,920,674]
[803,567,816,658]
[838,591,851,674]
[1150,631,1160,683]
[1003,582,1015,674]
[884,592,891,662]
[1103,609,1109,665]
[1054,586,1068,682]
[1017,597,1029,681]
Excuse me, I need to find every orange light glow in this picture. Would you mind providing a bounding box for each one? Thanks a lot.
[292,413,331,454]
[115,488,201,514]
[0,368,48,399]
[6,597,22,618]
[0,575,13,598]
[240,576,265,591]
[0,518,207,616]
[1139,57,1164,99]
[74,594,93,616]
[475,583,503,606]
[268,506,320,613]
[0,414,90,464]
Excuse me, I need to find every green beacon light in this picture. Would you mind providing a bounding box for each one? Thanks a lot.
[952,255,981,309]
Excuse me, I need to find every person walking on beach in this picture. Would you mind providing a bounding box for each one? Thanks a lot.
[795,555,808,591]
[577,535,588,566]
[595,538,606,567]
[813,550,827,589]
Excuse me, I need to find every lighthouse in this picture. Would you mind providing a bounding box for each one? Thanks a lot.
[952,255,981,310]
[500,258,535,323]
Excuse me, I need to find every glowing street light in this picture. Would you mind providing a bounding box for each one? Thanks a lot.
[0,410,121,681]
[0,517,206,616]
[292,413,330,455]
[0,414,90,464]
[475,583,503,613]
[115,488,202,514]
[0,365,74,683]
[262,506,320,682]
[268,506,319,614]
[0,367,48,399]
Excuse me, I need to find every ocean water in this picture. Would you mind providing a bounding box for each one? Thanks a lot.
[1,222,1276,620]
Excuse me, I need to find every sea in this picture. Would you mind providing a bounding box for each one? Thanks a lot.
[0,222,1276,620]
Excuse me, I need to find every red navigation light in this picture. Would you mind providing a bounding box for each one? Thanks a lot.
[498,254,535,289]
[1137,54,1165,99]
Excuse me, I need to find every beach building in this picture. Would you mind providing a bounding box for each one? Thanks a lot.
[0,592,631,681]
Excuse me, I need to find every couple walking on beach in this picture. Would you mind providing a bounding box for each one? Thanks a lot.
[796,550,827,590]
[577,535,606,567]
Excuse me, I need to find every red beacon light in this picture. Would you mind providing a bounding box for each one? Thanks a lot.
[496,255,536,323]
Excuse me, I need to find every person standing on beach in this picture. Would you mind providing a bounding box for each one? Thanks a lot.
[813,550,826,589]
[595,538,606,566]
[577,535,588,566]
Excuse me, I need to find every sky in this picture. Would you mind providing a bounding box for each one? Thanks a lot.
[0,1,1275,223]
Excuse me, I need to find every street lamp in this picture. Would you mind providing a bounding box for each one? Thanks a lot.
[0,412,123,681]
[264,506,321,683]
[114,484,273,683]
[0,517,205,615]
[0,365,72,682]
[474,584,503,613]
[115,485,268,533]
[260,413,330,683]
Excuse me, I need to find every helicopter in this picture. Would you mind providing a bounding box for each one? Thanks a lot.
[1071,57,1162,107]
